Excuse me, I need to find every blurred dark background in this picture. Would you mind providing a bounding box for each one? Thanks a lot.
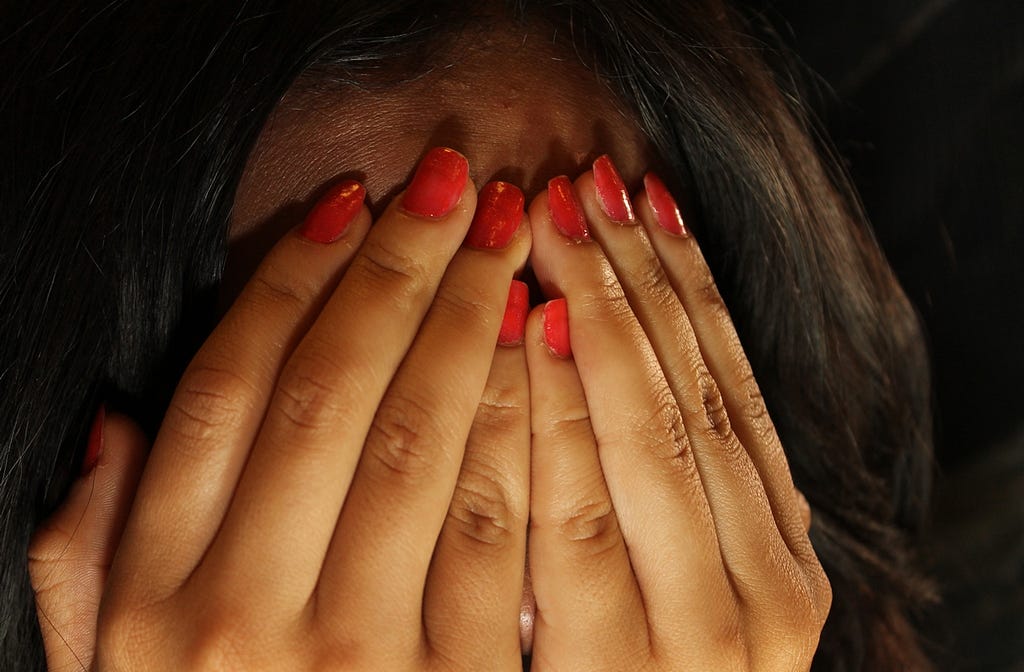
[747,1,1023,669]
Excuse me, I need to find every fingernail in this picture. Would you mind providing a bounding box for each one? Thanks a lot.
[402,147,470,218]
[466,181,524,249]
[499,280,530,346]
[300,180,366,243]
[543,298,571,358]
[547,176,590,242]
[81,404,105,477]
[643,172,688,237]
[593,155,634,223]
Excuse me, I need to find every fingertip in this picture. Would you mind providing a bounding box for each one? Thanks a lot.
[102,412,149,469]
[497,280,530,347]
[80,405,105,477]
[525,302,546,337]
[640,173,687,238]
[591,155,635,224]
[542,298,572,360]
[299,179,368,244]
[400,147,473,220]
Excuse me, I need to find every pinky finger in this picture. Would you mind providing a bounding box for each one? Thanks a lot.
[29,408,148,671]
[525,300,650,667]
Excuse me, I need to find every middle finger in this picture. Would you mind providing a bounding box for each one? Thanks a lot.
[315,182,531,644]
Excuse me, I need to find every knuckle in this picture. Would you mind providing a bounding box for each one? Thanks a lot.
[473,382,527,434]
[696,365,732,440]
[759,558,827,656]
[658,395,690,458]
[245,273,310,315]
[633,389,695,472]
[548,498,620,549]
[584,274,635,324]
[736,370,777,440]
[274,349,348,431]
[164,362,255,442]
[635,255,674,303]
[351,237,432,304]
[431,283,494,330]
[367,390,442,480]
[448,465,523,550]
[768,615,821,669]
[545,412,593,444]
[697,274,729,317]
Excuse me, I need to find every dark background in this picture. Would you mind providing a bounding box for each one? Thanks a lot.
[748,1,1023,669]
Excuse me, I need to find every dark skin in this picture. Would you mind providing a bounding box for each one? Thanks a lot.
[29,23,826,671]
[224,27,654,302]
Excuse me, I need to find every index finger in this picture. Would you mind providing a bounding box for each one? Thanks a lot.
[115,180,372,598]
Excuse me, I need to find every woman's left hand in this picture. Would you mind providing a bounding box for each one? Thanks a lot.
[523,157,830,670]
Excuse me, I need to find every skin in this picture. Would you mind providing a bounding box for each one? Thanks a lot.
[28,21,828,672]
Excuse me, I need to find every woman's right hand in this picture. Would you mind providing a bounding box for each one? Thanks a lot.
[33,147,534,672]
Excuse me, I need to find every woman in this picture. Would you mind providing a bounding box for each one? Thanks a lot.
[1,1,934,669]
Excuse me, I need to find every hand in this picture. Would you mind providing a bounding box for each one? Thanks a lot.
[29,409,148,672]
[522,159,830,670]
[30,147,535,671]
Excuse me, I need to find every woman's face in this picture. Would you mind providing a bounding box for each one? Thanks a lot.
[225,19,657,299]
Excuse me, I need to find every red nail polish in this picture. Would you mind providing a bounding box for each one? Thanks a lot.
[643,173,688,237]
[499,280,530,346]
[402,147,470,218]
[466,181,524,249]
[81,404,105,477]
[547,176,590,241]
[543,298,571,358]
[593,155,634,223]
[300,180,366,243]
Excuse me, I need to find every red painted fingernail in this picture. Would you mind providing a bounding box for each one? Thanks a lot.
[643,172,688,237]
[300,180,366,243]
[81,404,105,477]
[593,155,634,223]
[547,176,589,242]
[402,147,469,218]
[466,181,524,249]
[499,280,530,346]
[543,298,571,358]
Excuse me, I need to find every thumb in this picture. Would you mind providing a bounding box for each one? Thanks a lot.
[28,406,148,672]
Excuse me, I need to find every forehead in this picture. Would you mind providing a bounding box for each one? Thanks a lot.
[229,18,655,244]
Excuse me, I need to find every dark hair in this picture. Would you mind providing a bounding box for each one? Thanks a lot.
[0,1,934,669]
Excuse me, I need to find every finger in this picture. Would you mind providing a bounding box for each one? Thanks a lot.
[635,173,816,563]
[633,173,830,625]
[579,161,808,616]
[524,301,650,668]
[527,177,735,651]
[116,179,371,596]
[199,148,480,613]
[423,284,530,664]
[29,409,147,672]
[316,184,532,645]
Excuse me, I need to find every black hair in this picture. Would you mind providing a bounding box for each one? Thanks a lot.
[0,1,934,669]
